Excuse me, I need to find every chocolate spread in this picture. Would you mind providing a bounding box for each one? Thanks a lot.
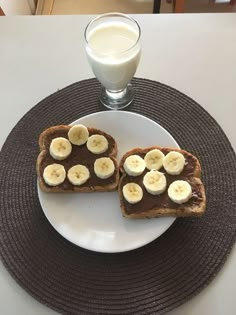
[120,150,203,214]
[39,129,118,190]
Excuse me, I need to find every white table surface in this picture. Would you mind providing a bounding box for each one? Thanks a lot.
[0,13,235,315]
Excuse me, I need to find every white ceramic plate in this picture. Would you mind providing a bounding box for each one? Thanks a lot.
[38,111,179,253]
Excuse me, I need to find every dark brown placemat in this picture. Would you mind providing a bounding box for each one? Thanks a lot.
[0,78,236,315]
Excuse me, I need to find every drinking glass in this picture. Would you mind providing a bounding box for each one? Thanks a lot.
[85,13,141,110]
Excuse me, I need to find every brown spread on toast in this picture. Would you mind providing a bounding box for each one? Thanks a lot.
[36,126,206,219]
[119,147,206,218]
[37,125,119,192]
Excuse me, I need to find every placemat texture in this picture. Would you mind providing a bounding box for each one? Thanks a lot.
[0,78,236,315]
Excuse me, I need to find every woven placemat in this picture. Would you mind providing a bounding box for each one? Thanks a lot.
[0,78,236,315]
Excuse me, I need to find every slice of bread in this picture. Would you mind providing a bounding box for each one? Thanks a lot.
[119,146,206,218]
[36,125,119,192]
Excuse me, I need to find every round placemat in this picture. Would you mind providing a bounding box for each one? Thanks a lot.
[0,78,236,315]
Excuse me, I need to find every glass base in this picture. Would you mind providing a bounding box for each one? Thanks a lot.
[99,84,134,110]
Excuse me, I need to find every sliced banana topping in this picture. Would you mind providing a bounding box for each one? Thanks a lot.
[143,170,167,195]
[43,164,66,186]
[123,183,143,204]
[124,155,146,176]
[67,164,90,185]
[68,124,89,145]
[94,157,115,179]
[163,151,185,175]
[144,149,165,171]
[49,137,72,160]
[168,180,192,204]
[86,134,108,154]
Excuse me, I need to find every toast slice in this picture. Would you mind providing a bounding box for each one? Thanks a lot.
[36,125,119,192]
[119,146,206,218]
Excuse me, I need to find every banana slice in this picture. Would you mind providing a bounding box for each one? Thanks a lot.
[49,137,72,160]
[67,164,90,185]
[94,157,115,179]
[68,125,89,145]
[143,170,167,195]
[43,164,66,186]
[144,149,165,171]
[123,183,143,204]
[86,134,108,154]
[168,180,192,204]
[124,155,146,176]
[163,151,185,175]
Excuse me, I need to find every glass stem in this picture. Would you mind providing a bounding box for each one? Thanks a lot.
[105,88,127,100]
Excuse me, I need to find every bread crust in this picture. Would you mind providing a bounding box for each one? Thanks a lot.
[36,125,119,192]
[119,146,206,218]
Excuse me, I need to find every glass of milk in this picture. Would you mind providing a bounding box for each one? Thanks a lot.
[85,13,141,110]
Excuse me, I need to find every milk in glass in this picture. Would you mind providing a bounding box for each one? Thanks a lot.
[86,22,141,91]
